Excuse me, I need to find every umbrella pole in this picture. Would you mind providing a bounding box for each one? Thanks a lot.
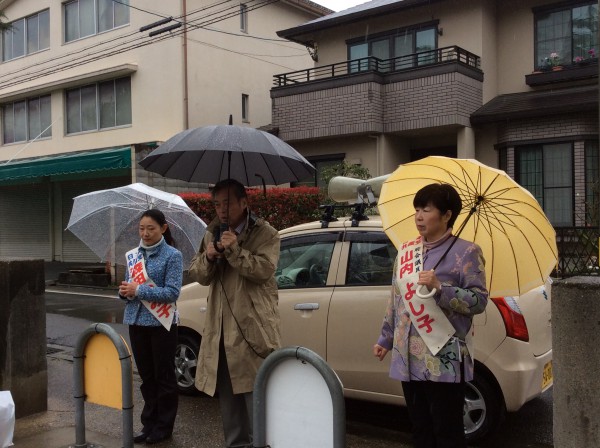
[432,204,479,271]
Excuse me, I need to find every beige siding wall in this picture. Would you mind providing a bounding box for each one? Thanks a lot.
[186,0,319,129]
[0,0,319,163]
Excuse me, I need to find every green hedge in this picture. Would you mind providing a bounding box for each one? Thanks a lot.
[180,187,323,230]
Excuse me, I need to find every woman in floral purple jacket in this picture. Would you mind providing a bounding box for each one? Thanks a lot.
[374,183,488,448]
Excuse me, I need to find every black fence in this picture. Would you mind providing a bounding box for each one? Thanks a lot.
[555,227,600,277]
[273,45,481,87]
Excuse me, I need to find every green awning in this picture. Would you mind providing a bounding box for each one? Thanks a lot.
[0,147,131,182]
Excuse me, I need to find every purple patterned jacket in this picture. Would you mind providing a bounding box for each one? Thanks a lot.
[377,236,488,383]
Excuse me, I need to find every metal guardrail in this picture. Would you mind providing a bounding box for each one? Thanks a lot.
[273,45,481,87]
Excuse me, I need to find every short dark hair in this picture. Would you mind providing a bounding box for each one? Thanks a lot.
[413,183,462,229]
[211,179,247,200]
[141,208,176,247]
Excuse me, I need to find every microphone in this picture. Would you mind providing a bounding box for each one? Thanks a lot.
[219,222,229,238]
[214,222,228,264]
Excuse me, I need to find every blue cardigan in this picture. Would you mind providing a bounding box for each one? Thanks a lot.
[119,238,183,326]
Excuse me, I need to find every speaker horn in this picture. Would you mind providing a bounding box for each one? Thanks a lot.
[328,174,390,204]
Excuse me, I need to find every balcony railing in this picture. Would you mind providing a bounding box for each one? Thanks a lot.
[273,46,481,87]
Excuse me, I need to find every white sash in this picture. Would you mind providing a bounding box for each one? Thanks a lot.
[126,247,175,331]
[397,237,455,356]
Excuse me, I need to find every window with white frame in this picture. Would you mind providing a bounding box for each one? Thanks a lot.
[240,3,248,33]
[2,10,50,62]
[347,23,438,73]
[516,143,574,226]
[242,94,249,122]
[66,77,131,134]
[2,95,52,144]
[64,0,130,43]
[534,1,598,67]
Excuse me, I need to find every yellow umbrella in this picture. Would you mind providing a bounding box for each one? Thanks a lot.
[378,156,558,297]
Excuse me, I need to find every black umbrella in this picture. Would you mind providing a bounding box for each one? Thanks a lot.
[139,125,315,187]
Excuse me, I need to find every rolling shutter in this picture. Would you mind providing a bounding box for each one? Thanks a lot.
[0,183,51,260]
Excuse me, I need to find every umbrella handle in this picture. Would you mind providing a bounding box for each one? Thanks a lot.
[416,284,437,299]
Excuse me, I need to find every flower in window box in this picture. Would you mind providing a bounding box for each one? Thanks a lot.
[549,52,561,67]
[588,48,596,59]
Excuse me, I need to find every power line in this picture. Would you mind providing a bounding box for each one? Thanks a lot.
[0,0,291,89]
[0,0,257,82]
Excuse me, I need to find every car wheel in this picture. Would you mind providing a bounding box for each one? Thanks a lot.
[175,333,201,395]
[464,372,505,442]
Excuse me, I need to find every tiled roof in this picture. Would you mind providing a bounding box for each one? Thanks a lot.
[470,85,598,124]
[278,0,439,42]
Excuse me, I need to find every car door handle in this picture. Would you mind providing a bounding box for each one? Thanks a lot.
[294,303,320,311]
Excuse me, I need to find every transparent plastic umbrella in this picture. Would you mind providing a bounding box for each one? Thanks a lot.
[66,183,206,268]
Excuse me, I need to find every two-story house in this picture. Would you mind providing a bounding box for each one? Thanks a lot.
[0,0,330,263]
[271,0,599,273]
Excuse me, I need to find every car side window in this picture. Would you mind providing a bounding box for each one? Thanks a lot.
[345,232,398,286]
[276,233,339,289]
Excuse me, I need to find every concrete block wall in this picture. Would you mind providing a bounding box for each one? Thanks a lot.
[384,72,482,132]
[497,113,598,143]
[272,71,482,142]
[552,277,600,447]
[273,82,384,141]
[0,259,47,418]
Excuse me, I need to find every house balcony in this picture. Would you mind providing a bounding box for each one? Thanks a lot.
[271,46,484,142]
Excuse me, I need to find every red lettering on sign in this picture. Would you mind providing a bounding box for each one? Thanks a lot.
[409,301,424,316]
[417,314,435,333]
[404,282,416,300]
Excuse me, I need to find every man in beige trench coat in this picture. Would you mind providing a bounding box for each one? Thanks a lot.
[189,179,281,448]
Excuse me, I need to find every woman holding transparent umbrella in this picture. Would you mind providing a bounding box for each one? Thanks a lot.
[118,208,183,445]
[373,183,488,448]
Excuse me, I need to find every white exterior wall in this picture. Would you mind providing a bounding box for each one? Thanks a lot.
[0,0,321,162]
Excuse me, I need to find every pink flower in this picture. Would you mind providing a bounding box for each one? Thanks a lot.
[589,49,596,58]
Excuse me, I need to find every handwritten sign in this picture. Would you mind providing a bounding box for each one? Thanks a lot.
[126,248,174,331]
[397,237,455,355]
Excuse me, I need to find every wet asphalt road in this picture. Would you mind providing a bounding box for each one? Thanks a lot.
[44,287,554,448]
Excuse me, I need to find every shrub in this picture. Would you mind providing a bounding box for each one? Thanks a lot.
[179,187,323,230]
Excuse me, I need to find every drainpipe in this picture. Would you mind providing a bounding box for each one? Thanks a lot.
[182,0,189,129]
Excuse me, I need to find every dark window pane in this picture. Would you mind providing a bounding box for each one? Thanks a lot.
[13,100,27,142]
[114,0,130,28]
[99,80,116,128]
[80,0,96,38]
[98,0,113,33]
[38,10,50,50]
[349,43,368,73]
[40,95,52,138]
[585,141,599,226]
[573,4,599,60]
[66,88,81,133]
[347,238,397,286]
[28,97,40,140]
[81,85,97,131]
[115,77,132,126]
[416,28,436,65]
[11,19,25,59]
[65,1,79,42]
[3,104,15,144]
[394,33,414,69]
[536,10,571,66]
[3,28,13,61]
[27,15,39,54]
